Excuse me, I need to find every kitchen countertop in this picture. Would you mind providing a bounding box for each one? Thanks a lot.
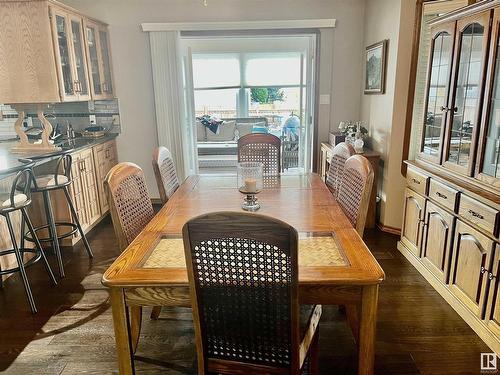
[0,134,118,176]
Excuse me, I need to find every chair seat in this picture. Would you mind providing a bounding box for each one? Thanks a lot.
[35,174,69,188]
[299,305,322,369]
[1,193,28,208]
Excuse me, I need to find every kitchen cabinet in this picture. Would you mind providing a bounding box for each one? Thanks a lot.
[93,140,118,214]
[0,0,114,103]
[84,20,115,100]
[401,188,426,257]
[49,7,91,101]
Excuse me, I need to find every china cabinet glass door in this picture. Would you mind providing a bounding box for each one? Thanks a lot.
[53,11,77,100]
[70,16,91,101]
[478,9,500,186]
[444,13,490,175]
[420,23,455,163]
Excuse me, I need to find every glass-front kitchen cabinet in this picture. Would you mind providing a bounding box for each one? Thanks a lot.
[50,7,91,101]
[84,20,115,100]
[50,5,114,102]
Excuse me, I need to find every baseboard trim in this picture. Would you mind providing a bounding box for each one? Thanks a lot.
[397,241,500,354]
[377,223,401,235]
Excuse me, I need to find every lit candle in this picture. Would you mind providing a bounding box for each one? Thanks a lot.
[244,178,257,193]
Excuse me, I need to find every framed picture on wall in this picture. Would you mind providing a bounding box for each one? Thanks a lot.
[364,40,387,94]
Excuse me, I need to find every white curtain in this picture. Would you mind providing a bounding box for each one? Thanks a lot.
[148,31,195,180]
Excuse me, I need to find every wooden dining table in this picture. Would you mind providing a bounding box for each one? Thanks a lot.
[103,173,384,375]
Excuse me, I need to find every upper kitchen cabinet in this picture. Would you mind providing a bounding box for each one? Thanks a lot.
[84,20,115,100]
[0,0,115,104]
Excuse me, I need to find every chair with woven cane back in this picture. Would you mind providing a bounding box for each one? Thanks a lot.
[325,142,355,197]
[337,155,374,238]
[152,146,180,205]
[150,146,180,320]
[238,133,281,176]
[183,211,322,375]
[104,162,156,354]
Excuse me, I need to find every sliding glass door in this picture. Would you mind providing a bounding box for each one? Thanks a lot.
[182,35,316,175]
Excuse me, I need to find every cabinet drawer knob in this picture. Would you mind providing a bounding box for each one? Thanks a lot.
[435,191,447,199]
[411,178,421,185]
[468,209,484,220]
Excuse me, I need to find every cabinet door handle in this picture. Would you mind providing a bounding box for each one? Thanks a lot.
[435,191,447,199]
[441,106,448,112]
[481,266,487,275]
[411,178,421,185]
[73,81,79,93]
[489,272,495,280]
[468,209,484,220]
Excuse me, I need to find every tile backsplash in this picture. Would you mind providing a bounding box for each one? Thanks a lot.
[0,99,121,140]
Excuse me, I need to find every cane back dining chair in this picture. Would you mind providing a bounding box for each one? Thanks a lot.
[183,211,322,375]
[150,146,180,319]
[104,162,157,352]
[325,142,355,197]
[337,155,374,237]
[238,133,281,176]
[152,146,180,204]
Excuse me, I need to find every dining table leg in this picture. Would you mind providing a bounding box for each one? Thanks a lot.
[110,288,135,375]
[358,284,379,375]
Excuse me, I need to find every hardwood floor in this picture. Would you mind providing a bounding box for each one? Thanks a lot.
[0,217,491,374]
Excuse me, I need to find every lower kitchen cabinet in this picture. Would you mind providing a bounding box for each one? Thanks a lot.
[29,139,118,246]
[401,188,426,257]
[421,201,455,283]
[449,220,495,319]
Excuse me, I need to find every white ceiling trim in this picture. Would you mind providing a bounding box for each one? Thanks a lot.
[141,19,336,32]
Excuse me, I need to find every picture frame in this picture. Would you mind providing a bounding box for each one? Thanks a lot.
[364,40,387,94]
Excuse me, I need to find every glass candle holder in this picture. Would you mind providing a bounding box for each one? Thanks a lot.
[237,162,264,211]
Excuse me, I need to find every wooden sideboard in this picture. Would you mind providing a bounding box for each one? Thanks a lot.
[399,0,500,353]
[320,142,380,229]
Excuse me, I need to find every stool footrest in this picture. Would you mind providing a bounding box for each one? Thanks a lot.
[0,248,42,276]
[24,222,78,243]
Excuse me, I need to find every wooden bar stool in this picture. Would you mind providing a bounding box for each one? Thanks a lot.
[23,153,93,278]
[0,161,57,313]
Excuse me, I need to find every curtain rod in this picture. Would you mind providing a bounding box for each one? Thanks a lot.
[141,19,336,32]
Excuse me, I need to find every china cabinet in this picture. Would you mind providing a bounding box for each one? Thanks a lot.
[400,0,500,354]
[0,0,114,103]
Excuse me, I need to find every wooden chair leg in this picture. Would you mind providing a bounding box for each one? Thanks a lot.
[346,304,360,345]
[150,306,162,320]
[129,305,142,354]
[310,328,320,375]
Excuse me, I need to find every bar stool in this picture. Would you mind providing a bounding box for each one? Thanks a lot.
[0,161,57,313]
[23,153,93,278]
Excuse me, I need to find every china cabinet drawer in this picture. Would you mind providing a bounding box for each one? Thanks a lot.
[407,168,429,195]
[428,179,459,212]
[458,195,499,236]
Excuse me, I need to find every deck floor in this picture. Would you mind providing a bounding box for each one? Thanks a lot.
[0,217,490,374]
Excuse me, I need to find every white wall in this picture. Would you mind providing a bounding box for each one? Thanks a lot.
[360,0,416,229]
[61,0,365,197]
